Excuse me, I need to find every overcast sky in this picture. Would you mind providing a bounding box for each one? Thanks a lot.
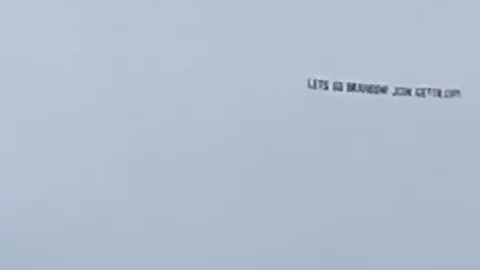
[1,1,479,269]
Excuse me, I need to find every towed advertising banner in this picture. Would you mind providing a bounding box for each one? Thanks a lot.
[307,78,462,99]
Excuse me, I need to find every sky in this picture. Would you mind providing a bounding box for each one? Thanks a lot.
[0,1,479,269]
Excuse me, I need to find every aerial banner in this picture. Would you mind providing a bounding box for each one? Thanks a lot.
[307,78,462,99]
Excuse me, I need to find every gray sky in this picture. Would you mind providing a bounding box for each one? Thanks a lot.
[1,1,479,269]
